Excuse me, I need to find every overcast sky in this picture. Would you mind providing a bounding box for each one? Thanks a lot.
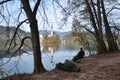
[1,0,120,32]
[0,0,72,32]
[21,0,73,32]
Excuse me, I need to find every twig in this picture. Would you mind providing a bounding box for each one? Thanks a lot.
[0,0,11,5]
[33,0,41,15]
[2,36,31,66]
[8,19,28,51]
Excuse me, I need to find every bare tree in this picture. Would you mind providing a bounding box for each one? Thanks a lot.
[59,0,119,53]
[21,0,45,74]
[101,0,118,51]
[0,0,45,74]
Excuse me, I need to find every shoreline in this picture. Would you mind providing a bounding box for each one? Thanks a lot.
[3,51,120,80]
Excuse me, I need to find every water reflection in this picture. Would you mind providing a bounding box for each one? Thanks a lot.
[0,51,34,78]
[42,48,78,71]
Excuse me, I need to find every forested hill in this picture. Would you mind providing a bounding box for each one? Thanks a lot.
[0,25,29,35]
[0,25,72,36]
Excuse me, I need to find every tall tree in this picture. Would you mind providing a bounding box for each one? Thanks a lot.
[84,0,118,52]
[101,0,118,51]
[21,0,45,74]
[82,0,108,53]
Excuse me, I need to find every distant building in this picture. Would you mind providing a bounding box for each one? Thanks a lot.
[39,25,59,43]
[48,25,54,37]
[40,34,43,43]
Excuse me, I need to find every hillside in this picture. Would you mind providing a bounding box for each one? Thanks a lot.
[0,25,29,35]
[0,26,31,52]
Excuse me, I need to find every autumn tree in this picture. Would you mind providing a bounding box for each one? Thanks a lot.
[72,18,97,53]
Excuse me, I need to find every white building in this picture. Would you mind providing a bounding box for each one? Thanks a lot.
[40,25,54,42]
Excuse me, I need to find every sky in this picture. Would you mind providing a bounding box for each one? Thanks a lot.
[0,0,72,32]
[1,0,120,32]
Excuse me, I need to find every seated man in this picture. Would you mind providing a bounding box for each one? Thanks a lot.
[72,48,85,62]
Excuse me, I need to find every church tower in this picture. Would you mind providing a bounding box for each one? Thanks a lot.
[49,25,54,37]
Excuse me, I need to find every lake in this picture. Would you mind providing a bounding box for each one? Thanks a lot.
[0,45,94,78]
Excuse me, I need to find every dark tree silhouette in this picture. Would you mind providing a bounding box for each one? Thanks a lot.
[21,0,45,74]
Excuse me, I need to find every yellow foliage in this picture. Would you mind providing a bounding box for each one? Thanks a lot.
[72,31,86,45]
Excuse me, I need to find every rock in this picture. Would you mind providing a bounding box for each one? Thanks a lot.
[56,62,81,72]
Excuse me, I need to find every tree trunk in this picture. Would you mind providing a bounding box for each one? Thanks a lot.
[95,35,107,53]
[101,0,118,51]
[85,0,107,53]
[21,0,45,74]
[30,19,45,74]
[97,0,107,53]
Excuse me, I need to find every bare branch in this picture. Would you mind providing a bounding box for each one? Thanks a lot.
[16,36,31,51]
[3,36,31,66]
[21,50,32,55]
[110,24,120,31]
[33,0,41,15]
[0,11,8,24]
[8,19,28,51]
[107,4,120,15]
[84,26,95,35]
[0,0,12,5]
[53,0,66,12]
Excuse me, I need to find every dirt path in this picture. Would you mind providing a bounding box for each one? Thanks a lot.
[3,51,120,80]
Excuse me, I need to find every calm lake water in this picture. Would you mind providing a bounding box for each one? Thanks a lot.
[0,45,93,78]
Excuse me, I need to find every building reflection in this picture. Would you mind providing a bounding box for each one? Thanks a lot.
[48,47,54,65]
[41,43,59,66]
